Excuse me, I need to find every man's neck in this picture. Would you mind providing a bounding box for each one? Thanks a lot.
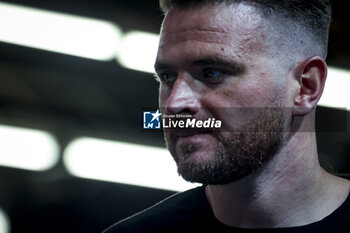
[205,132,350,228]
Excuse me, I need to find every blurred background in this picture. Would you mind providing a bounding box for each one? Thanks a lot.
[0,0,349,232]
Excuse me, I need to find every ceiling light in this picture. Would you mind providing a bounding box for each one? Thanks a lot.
[63,137,198,192]
[117,31,159,73]
[0,125,59,171]
[318,67,350,110]
[0,2,121,60]
[0,208,10,233]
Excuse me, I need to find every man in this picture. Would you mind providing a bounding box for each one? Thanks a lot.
[104,0,350,232]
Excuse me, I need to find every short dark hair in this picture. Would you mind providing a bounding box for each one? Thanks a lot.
[159,0,332,60]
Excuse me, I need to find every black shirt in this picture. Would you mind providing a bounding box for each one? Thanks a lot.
[104,185,350,233]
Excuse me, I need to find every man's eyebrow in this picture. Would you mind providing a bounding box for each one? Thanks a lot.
[192,57,245,71]
[154,57,245,72]
[154,61,172,71]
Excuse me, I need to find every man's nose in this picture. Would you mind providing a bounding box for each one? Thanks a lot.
[166,76,200,115]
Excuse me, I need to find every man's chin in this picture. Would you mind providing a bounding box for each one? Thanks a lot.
[176,158,254,185]
[172,144,265,185]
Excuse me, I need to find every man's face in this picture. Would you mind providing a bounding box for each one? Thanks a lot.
[156,3,287,184]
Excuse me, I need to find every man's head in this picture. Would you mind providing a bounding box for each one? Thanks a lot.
[155,0,330,184]
[159,0,331,64]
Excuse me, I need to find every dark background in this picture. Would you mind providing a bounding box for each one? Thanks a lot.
[0,0,349,232]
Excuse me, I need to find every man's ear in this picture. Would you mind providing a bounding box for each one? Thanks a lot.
[293,56,327,116]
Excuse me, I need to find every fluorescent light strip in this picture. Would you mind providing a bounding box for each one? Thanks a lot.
[0,125,59,171]
[0,2,121,60]
[318,67,350,110]
[117,31,160,73]
[63,137,198,192]
[0,208,10,233]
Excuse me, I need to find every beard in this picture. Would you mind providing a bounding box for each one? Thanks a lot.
[164,107,285,185]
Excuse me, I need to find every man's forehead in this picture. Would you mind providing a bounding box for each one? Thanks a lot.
[161,2,264,35]
[158,3,268,59]
[159,28,230,49]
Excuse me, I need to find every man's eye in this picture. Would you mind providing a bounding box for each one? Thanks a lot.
[159,72,177,85]
[203,68,225,81]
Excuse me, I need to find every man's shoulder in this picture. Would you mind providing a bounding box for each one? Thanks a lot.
[103,185,212,233]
